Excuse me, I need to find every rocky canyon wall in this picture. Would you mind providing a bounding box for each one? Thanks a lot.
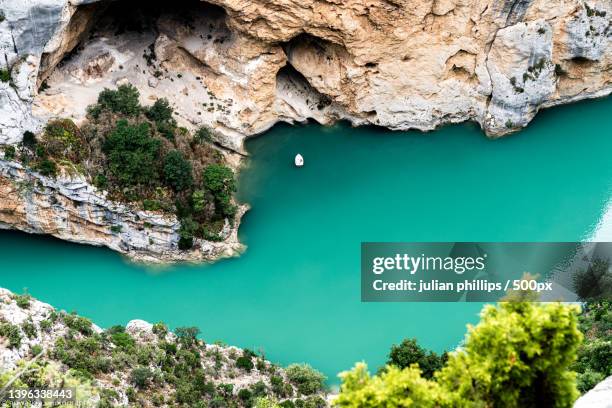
[1,0,610,147]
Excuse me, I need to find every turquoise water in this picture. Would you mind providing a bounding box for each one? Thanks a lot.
[1,97,611,382]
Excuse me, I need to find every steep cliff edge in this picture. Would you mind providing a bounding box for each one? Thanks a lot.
[0,0,610,261]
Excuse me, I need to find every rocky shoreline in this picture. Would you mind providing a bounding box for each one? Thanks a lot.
[0,158,247,263]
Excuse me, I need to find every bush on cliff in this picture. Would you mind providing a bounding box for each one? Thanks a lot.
[89,84,141,118]
[103,120,161,187]
[203,163,237,218]
[285,364,326,396]
[164,150,193,191]
[336,301,583,408]
[384,338,447,379]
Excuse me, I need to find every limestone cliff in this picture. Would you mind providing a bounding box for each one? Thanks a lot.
[0,0,610,261]
[0,158,245,263]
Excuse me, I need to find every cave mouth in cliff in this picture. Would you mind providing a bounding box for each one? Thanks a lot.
[35,0,235,133]
[38,0,228,86]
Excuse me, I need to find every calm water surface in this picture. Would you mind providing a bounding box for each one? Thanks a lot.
[1,97,611,382]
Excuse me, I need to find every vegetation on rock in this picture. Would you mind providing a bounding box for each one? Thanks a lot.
[336,301,584,408]
[4,84,239,251]
[572,300,611,393]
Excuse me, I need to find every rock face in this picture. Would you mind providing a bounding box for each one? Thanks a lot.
[0,158,245,263]
[0,0,610,260]
[574,375,612,408]
[1,0,609,146]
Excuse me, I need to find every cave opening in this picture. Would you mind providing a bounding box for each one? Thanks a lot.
[34,0,237,133]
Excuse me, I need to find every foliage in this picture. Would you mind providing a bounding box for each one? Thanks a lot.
[21,320,37,338]
[573,258,612,301]
[152,321,168,338]
[175,326,201,348]
[163,150,193,191]
[146,98,175,125]
[236,352,254,372]
[0,68,10,83]
[336,302,583,408]
[436,301,582,407]
[572,301,611,393]
[0,322,22,348]
[22,131,37,149]
[42,119,84,162]
[89,84,141,118]
[336,363,448,408]
[3,144,15,160]
[285,364,326,396]
[192,189,207,212]
[131,366,153,388]
[194,127,213,144]
[14,292,31,309]
[385,338,446,379]
[63,313,94,336]
[36,158,57,176]
[203,164,237,218]
[103,120,161,187]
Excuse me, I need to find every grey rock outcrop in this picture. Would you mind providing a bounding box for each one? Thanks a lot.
[574,376,612,408]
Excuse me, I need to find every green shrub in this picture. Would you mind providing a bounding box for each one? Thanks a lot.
[236,355,254,372]
[63,313,93,336]
[285,364,326,396]
[192,190,207,212]
[90,84,141,117]
[156,121,175,140]
[31,344,43,356]
[576,369,605,393]
[238,388,253,405]
[336,363,447,408]
[175,326,200,348]
[178,217,198,250]
[93,173,108,189]
[103,120,161,187]
[36,158,57,176]
[131,366,153,389]
[22,131,37,149]
[0,323,22,348]
[110,331,135,351]
[143,199,163,211]
[3,145,15,160]
[152,322,168,338]
[385,338,446,379]
[42,119,84,162]
[21,320,37,338]
[146,98,175,125]
[14,293,31,309]
[194,127,213,144]
[0,68,10,83]
[163,150,193,191]
[436,302,582,407]
[572,301,611,393]
[203,164,237,218]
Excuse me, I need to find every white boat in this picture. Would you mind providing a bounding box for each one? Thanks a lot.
[294,154,304,167]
